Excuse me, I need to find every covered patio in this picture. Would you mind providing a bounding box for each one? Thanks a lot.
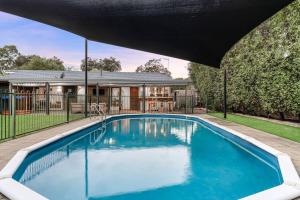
[0,70,192,116]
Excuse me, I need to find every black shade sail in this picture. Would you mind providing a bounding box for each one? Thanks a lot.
[0,0,294,67]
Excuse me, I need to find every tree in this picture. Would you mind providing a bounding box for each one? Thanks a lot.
[0,45,68,71]
[65,66,75,71]
[188,0,300,120]
[15,55,31,67]
[0,45,20,70]
[80,57,100,71]
[81,57,121,72]
[188,62,221,110]
[136,59,171,76]
[20,56,65,71]
[101,57,121,72]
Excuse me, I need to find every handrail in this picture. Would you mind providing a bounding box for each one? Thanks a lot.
[89,103,107,128]
[90,103,105,118]
[89,103,107,145]
[89,125,106,145]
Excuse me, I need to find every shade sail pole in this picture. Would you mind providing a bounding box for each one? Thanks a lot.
[85,39,88,118]
[224,69,227,119]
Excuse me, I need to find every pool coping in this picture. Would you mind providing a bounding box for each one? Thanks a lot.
[0,114,299,200]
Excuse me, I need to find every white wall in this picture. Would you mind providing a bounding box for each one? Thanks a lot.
[77,86,85,103]
[139,87,143,97]
[50,86,63,95]
[77,86,85,95]
[49,86,63,107]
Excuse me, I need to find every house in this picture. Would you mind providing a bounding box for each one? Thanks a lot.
[0,70,191,114]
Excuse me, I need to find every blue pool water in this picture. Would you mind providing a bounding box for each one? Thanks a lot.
[13,115,282,200]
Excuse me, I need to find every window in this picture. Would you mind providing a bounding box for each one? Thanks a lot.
[0,87,8,93]
[150,87,155,96]
[111,88,120,107]
[156,87,162,94]
[93,88,105,96]
[149,87,169,97]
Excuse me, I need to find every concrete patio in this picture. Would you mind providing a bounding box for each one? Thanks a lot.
[0,114,299,199]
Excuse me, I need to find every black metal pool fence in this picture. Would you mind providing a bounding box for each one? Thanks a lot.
[0,92,197,141]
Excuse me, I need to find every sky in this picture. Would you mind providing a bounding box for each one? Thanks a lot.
[0,11,189,78]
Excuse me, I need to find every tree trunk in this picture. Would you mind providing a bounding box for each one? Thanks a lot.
[279,112,285,121]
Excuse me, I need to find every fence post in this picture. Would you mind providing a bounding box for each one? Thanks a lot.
[119,88,122,114]
[192,95,194,114]
[9,83,12,115]
[205,94,208,114]
[185,85,187,114]
[12,92,16,138]
[32,91,36,112]
[45,82,50,115]
[224,69,227,119]
[66,92,70,123]
[107,87,111,114]
[143,84,146,113]
[84,39,88,118]
[0,94,2,115]
[89,96,92,117]
[96,83,99,106]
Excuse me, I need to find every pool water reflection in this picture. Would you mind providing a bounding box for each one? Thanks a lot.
[14,117,282,200]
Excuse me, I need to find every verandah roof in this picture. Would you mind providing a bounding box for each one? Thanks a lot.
[0,70,190,86]
[0,0,294,68]
[9,80,189,87]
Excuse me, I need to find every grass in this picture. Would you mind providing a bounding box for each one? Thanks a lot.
[209,112,300,143]
[0,113,84,140]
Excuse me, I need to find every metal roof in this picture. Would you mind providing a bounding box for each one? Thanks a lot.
[0,0,294,68]
[0,70,190,86]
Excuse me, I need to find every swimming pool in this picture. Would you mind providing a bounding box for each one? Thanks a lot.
[0,114,299,200]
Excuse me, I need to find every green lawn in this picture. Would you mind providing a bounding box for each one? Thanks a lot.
[0,113,84,140]
[209,112,300,143]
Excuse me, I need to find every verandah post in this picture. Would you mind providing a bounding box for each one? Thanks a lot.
[66,92,70,123]
[107,87,111,114]
[45,82,50,115]
[119,87,122,114]
[143,84,146,113]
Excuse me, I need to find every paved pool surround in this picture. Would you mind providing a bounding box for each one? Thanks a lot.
[0,114,299,200]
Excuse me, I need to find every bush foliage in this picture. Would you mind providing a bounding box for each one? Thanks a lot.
[189,0,300,120]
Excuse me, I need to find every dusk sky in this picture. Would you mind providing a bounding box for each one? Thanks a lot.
[0,11,189,78]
